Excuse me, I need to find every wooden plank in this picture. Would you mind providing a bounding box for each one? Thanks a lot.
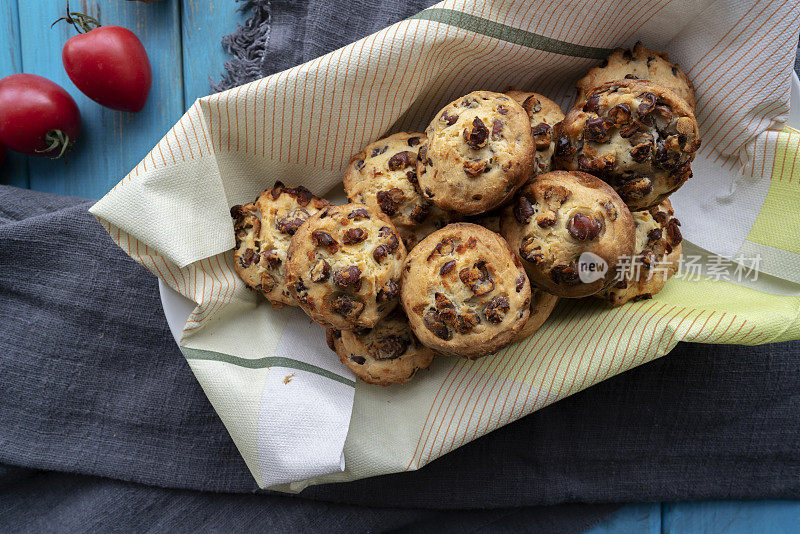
[18,0,184,199]
[0,0,22,74]
[664,500,800,533]
[181,0,246,104]
[581,503,660,534]
[0,0,28,189]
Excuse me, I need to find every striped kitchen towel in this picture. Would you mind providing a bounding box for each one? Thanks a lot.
[90,0,800,490]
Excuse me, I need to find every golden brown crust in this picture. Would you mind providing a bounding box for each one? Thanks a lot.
[401,222,531,359]
[597,199,683,306]
[554,79,700,211]
[326,309,435,386]
[512,289,559,341]
[505,91,565,176]
[500,171,636,298]
[417,91,536,216]
[285,203,406,330]
[344,132,461,251]
[396,210,462,251]
[231,182,330,307]
[575,43,696,109]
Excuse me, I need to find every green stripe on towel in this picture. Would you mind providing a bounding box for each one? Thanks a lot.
[410,8,612,58]
[181,347,356,387]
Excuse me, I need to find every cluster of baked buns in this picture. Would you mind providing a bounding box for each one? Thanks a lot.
[230,43,698,386]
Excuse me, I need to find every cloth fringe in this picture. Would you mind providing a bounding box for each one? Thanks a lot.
[212,0,271,93]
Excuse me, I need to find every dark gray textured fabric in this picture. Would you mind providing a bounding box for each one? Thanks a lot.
[1,184,800,527]
[796,36,800,74]
[216,1,800,93]
[214,0,436,91]
[0,465,615,534]
[0,184,619,532]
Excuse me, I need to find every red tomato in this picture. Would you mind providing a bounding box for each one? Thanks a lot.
[0,74,81,158]
[61,23,152,113]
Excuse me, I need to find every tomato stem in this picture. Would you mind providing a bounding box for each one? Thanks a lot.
[51,1,101,34]
[35,130,73,160]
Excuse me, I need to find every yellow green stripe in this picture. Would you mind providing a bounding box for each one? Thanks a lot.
[181,347,356,387]
[745,127,800,254]
[410,8,612,59]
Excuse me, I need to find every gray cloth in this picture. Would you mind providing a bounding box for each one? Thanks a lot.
[1,185,800,523]
[216,1,800,96]
[214,0,436,91]
[0,185,621,533]
[0,465,615,534]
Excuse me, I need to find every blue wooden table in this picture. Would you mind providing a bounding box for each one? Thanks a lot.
[1,2,798,532]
